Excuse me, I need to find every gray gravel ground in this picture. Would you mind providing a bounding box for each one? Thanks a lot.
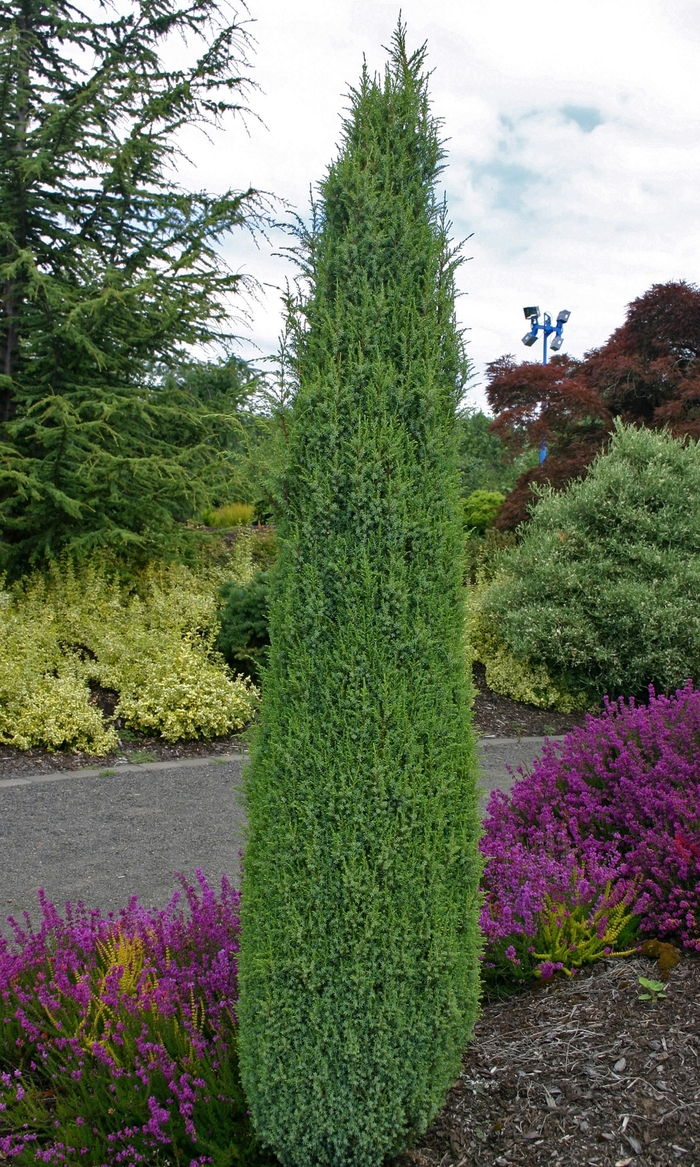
[0,756,246,919]
[1,737,558,923]
[476,735,562,807]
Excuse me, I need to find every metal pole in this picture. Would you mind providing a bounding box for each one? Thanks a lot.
[540,315,549,461]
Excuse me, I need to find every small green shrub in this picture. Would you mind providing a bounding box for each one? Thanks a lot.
[462,489,505,533]
[217,571,270,681]
[478,422,700,701]
[0,582,119,754]
[203,502,255,527]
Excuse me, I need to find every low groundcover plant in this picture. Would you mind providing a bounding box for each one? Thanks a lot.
[480,681,700,988]
[0,872,271,1166]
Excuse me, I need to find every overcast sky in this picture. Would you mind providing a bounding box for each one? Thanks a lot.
[179,0,700,411]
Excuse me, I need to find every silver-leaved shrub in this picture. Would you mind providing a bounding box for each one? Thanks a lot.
[472,422,700,704]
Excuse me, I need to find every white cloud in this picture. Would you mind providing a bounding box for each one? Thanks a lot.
[176,0,700,409]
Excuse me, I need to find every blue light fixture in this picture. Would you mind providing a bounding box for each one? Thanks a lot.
[522,305,570,365]
[521,305,571,462]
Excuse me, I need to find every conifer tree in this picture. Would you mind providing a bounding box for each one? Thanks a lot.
[238,28,482,1167]
[0,0,262,572]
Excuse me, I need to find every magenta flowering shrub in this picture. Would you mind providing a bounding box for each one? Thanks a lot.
[480,682,700,984]
[0,872,271,1166]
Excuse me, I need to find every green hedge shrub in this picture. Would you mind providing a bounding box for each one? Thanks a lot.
[477,422,700,702]
[238,28,482,1167]
[467,583,589,712]
[216,570,271,681]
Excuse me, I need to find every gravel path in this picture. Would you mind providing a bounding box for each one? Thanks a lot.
[1,737,559,920]
[0,756,246,918]
[476,736,561,806]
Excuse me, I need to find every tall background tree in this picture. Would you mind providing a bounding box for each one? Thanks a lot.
[0,0,264,573]
[238,27,482,1167]
[488,280,700,529]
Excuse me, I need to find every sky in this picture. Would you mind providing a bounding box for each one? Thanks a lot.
[176,0,700,411]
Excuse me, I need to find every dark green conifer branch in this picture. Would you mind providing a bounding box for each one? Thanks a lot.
[0,0,266,572]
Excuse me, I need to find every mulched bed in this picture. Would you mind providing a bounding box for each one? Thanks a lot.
[472,663,588,739]
[0,733,248,781]
[394,955,699,1167]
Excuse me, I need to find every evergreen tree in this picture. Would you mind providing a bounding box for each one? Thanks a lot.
[456,408,537,497]
[0,0,263,572]
[165,354,273,510]
[238,28,482,1167]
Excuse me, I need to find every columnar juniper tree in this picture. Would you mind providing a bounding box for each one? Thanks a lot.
[238,27,482,1167]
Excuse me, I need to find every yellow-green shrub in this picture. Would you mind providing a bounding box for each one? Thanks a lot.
[0,555,259,752]
[466,581,590,713]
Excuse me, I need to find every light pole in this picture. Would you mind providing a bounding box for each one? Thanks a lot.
[521,306,571,462]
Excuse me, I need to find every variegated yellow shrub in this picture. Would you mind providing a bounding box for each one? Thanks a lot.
[466,579,590,713]
[0,547,259,752]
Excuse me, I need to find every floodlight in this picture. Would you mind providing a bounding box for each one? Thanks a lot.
[549,334,564,351]
[556,309,571,324]
[523,306,539,320]
[522,331,538,347]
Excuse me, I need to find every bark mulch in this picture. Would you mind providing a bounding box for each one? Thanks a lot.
[393,955,699,1167]
[472,663,588,739]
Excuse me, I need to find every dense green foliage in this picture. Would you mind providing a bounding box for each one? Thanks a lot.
[203,502,256,527]
[477,423,700,702]
[457,409,536,497]
[462,489,505,533]
[217,570,271,681]
[0,0,264,574]
[238,29,482,1167]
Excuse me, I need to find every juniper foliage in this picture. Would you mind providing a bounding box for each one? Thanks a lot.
[238,28,482,1167]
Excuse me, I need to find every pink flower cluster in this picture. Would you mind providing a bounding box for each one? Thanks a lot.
[0,871,245,1164]
[480,681,700,963]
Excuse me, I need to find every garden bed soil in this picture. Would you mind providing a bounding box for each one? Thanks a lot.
[0,733,248,781]
[472,663,588,738]
[393,954,699,1167]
